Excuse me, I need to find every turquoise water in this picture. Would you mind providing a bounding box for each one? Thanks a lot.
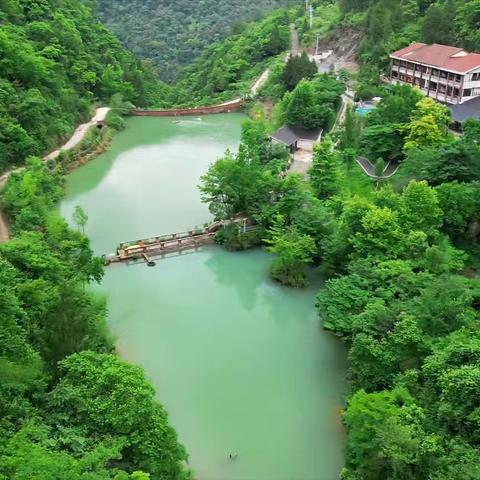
[61,114,347,480]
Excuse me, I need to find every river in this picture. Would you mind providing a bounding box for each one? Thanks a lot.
[60,114,347,480]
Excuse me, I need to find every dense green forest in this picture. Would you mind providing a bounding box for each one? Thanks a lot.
[169,9,292,106]
[3,0,480,477]
[0,0,169,173]
[95,0,300,82]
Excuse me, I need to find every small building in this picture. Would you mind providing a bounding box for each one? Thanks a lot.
[269,126,323,153]
[390,43,480,105]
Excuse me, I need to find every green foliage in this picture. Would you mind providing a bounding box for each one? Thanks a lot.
[265,214,316,287]
[0,0,163,172]
[283,74,344,130]
[281,52,318,91]
[171,10,291,106]
[97,0,297,82]
[403,98,452,152]
[50,352,189,479]
[309,135,341,198]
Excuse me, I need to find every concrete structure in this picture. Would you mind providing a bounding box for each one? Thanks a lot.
[390,43,480,105]
[131,99,245,117]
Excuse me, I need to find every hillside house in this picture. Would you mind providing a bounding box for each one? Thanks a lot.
[390,43,480,105]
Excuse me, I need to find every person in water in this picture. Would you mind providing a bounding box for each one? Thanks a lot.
[229,453,238,460]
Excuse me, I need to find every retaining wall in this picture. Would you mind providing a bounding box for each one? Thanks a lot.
[131,100,245,117]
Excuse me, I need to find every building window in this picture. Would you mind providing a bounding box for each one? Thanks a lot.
[463,88,473,97]
[440,70,448,78]
[447,86,453,96]
[432,68,440,76]
[453,87,460,97]
[455,74,462,82]
[392,70,399,78]
[472,72,480,81]
[430,81,438,91]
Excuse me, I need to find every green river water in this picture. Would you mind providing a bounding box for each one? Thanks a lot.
[60,114,347,480]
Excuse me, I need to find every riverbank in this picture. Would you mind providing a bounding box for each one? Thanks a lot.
[0,107,112,243]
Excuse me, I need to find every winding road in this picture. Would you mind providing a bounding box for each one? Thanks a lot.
[0,107,110,243]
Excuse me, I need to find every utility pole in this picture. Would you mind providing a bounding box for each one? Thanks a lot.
[309,4,314,28]
[315,34,320,56]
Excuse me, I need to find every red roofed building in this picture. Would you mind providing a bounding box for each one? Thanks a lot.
[390,43,480,105]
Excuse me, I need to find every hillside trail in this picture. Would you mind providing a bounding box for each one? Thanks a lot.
[0,107,110,243]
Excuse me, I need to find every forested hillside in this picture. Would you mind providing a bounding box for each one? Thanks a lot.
[0,0,167,172]
[96,0,300,82]
[169,9,292,106]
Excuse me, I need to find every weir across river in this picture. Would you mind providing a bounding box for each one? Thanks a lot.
[105,218,253,265]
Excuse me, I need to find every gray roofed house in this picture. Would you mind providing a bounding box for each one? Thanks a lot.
[269,126,323,152]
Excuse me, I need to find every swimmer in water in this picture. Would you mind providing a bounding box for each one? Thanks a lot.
[228,453,238,460]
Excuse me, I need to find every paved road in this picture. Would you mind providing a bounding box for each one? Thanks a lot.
[0,107,110,243]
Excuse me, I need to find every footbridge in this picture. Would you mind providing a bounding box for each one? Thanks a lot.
[105,218,254,266]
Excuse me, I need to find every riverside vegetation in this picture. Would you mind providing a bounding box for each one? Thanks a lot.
[2,0,480,478]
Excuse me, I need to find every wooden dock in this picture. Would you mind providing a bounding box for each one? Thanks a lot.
[104,218,250,265]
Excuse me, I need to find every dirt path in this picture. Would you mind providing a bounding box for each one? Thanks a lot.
[44,107,110,161]
[0,107,110,243]
[251,69,270,95]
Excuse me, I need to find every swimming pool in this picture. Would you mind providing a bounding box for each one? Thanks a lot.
[356,105,376,116]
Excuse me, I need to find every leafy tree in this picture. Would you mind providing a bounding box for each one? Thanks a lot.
[340,104,361,150]
[405,141,480,185]
[400,180,442,238]
[343,388,428,480]
[404,98,451,152]
[265,215,316,287]
[50,352,190,479]
[284,75,344,130]
[360,124,404,162]
[281,52,318,91]
[435,182,479,241]
[72,206,88,234]
[455,0,480,51]
[309,135,341,198]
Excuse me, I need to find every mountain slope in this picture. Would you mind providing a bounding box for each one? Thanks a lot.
[96,0,300,82]
[0,0,164,172]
